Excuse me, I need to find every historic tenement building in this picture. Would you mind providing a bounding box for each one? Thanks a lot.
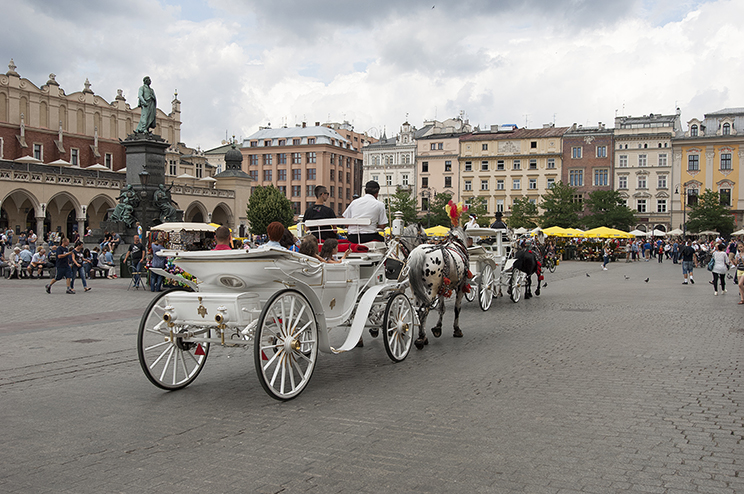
[672,108,744,231]
[613,111,681,233]
[0,60,248,238]
[459,125,568,217]
[561,123,614,215]
[363,121,423,205]
[241,122,369,217]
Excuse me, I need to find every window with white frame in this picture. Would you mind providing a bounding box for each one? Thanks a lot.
[444,160,451,171]
[721,153,732,170]
[657,175,667,189]
[481,161,489,171]
[658,154,667,166]
[372,174,379,182]
[464,161,472,172]
[594,169,609,186]
[481,179,489,191]
[620,198,627,207]
[402,174,409,186]
[33,143,43,161]
[496,179,504,190]
[618,176,627,189]
[497,160,505,170]
[723,123,731,135]
[572,147,582,159]
[691,125,698,136]
[720,188,731,206]
[529,198,537,205]
[513,178,521,190]
[568,169,583,187]
[528,178,537,190]
[430,143,436,150]
[105,153,113,169]
[386,175,392,186]
[688,154,699,171]
[636,199,647,213]
[482,143,488,151]
[596,146,607,158]
[547,158,555,169]
[657,199,667,213]
[529,159,537,170]
[619,155,628,167]
[70,148,79,166]
[464,180,472,191]
[196,163,203,178]
[513,159,521,170]
[496,199,504,212]
[638,154,647,166]
[546,178,555,189]
[637,176,647,189]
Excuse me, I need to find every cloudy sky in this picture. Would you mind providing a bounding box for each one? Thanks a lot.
[3,0,742,148]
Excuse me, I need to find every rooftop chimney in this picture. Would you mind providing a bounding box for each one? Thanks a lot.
[302,122,306,128]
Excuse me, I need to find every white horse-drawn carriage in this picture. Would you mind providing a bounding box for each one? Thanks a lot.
[463,227,527,309]
[138,217,417,400]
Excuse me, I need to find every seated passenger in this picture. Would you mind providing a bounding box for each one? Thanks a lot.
[342,180,388,243]
[319,238,349,264]
[262,222,286,249]
[299,235,325,262]
[212,226,233,250]
[280,228,300,252]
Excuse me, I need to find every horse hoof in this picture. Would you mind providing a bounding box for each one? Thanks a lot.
[369,328,379,338]
[453,329,463,338]
[432,327,442,338]
[414,338,425,350]
[423,337,428,345]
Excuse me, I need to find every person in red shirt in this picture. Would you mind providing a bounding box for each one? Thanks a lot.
[212,226,232,250]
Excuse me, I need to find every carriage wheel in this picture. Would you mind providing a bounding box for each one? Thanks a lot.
[478,264,495,311]
[382,292,414,362]
[510,271,525,303]
[548,258,557,273]
[137,288,209,390]
[254,289,318,401]
[464,278,476,302]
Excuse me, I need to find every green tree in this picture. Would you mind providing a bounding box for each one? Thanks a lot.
[388,188,419,225]
[539,181,581,228]
[245,185,294,235]
[466,196,490,226]
[686,189,735,236]
[583,190,636,230]
[509,197,539,229]
[421,191,453,227]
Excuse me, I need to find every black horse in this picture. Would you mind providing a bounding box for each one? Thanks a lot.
[512,242,543,299]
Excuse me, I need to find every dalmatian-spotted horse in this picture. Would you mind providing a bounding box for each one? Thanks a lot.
[407,227,470,349]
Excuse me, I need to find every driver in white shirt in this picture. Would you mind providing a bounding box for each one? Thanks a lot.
[343,180,388,243]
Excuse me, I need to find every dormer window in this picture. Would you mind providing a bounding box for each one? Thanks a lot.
[691,124,698,137]
[723,123,731,135]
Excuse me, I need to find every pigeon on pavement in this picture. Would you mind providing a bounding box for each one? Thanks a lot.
[644,278,649,283]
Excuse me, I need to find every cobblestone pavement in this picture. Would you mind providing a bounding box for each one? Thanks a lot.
[0,258,742,493]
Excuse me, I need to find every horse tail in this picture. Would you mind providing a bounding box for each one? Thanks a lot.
[408,246,431,306]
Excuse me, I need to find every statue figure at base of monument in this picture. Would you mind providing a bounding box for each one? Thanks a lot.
[135,76,157,134]
[154,183,180,223]
[110,185,140,227]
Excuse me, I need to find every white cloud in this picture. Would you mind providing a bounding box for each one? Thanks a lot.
[1,0,741,147]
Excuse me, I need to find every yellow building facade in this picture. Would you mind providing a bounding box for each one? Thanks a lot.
[459,126,567,217]
[672,108,744,231]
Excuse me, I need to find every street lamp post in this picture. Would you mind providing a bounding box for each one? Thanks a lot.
[675,184,686,237]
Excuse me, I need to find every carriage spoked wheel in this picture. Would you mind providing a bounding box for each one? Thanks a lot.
[382,292,415,362]
[254,289,319,400]
[547,257,557,273]
[464,277,477,302]
[137,288,210,390]
[510,271,525,303]
[478,264,495,311]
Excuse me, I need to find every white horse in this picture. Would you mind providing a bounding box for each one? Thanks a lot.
[407,227,470,349]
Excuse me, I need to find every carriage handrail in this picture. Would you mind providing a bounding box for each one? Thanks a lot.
[303,218,372,227]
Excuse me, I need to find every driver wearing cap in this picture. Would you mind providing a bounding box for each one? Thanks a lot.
[342,180,388,243]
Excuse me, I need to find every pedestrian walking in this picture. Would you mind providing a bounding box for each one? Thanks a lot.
[710,243,730,295]
[681,240,696,285]
[735,243,744,304]
[45,237,75,294]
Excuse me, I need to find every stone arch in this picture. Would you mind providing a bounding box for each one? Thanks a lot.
[184,201,208,223]
[47,191,82,238]
[1,188,41,234]
[88,194,116,227]
[654,224,667,233]
[211,202,232,226]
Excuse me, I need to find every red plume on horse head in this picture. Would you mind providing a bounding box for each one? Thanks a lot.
[445,200,468,228]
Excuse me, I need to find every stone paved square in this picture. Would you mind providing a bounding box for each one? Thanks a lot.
[0,258,742,493]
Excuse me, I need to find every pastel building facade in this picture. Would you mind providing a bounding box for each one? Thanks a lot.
[672,108,744,230]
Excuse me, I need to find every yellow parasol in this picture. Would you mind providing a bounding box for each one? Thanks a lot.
[425,225,451,237]
[580,226,634,238]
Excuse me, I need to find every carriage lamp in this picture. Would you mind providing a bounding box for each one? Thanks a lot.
[215,307,229,326]
[162,305,177,326]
